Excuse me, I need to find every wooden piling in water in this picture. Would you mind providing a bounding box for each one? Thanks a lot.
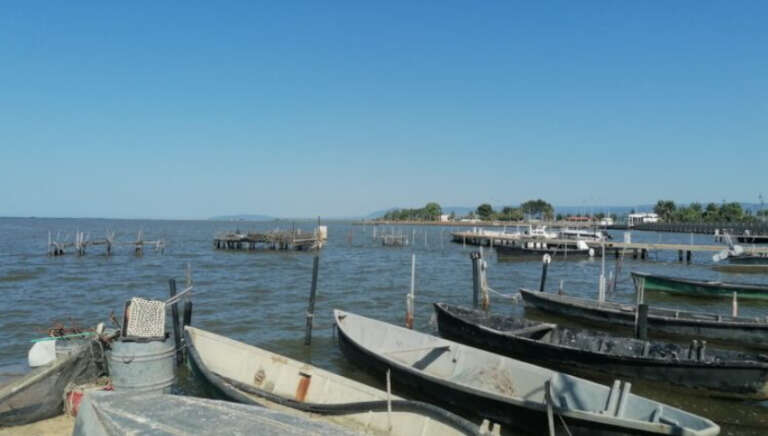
[471,252,482,308]
[635,304,648,340]
[539,254,551,293]
[304,255,320,345]
[405,253,415,329]
[169,279,183,365]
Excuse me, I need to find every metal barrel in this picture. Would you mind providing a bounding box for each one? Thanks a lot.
[108,336,176,394]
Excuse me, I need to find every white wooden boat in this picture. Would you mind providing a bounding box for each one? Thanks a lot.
[334,309,720,436]
[184,326,488,436]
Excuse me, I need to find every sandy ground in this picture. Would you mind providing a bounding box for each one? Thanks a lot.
[0,415,74,436]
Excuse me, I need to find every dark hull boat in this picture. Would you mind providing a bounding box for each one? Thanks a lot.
[434,303,768,399]
[712,264,768,274]
[519,289,768,350]
[632,272,768,300]
[496,240,592,258]
[727,254,768,265]
[736,235,768,244]
[184,326,481,436]
[334,309,719,436]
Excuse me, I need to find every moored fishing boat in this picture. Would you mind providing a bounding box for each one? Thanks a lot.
[712,264,768,274]
[631,272,768,300]
[434,303,768,399]
[519,289,768,349]
[727,253,768,265]
[0,338,104,427]
[496,239,593,258]
[334,309,720,436]
[184,326,486,436]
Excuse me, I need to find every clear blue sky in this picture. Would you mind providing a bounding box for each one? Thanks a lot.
[1,1,766,219]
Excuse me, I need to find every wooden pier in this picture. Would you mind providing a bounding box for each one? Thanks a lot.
[214,227,327,251]
[48,230,165,256]
[450,230,768,262]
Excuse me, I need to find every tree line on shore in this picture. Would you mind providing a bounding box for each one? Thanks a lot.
[378,199,767,224]
[653,200,767,223]
[379,199,556,222]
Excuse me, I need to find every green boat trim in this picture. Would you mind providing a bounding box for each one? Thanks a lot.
[632,272,768,300]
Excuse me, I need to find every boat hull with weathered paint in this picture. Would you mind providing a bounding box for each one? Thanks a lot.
[632,272,768,300]
[334,309,719,436]
[0,340,101,427]
[520,289,768,349]
[184,326,481,436]
[434,303,768,399]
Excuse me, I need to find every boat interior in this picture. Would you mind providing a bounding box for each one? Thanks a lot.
[334,310,716,432]
[185,326,465,436]
[440,304,768,364]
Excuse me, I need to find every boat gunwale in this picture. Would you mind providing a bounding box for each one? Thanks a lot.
[631,272,768,293]
[434,303,768,371]
[519,288,768,328]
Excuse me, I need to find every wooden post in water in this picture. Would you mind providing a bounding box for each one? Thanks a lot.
[544,378,555,436]
[635,304,648,340]
[480,257,489,310]
[540,254,551,293]
[634,275,646,305]
[168,279,183,365]
[471,251,481,307]
[405,253,415,329]
[304,254,320,345]
[732,292,738,317]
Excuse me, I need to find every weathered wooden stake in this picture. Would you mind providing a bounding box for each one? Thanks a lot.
[540,254,551,293]
[386,369,393,431]
[545,379,555,436]
[471,252,482,307]
[405,253,415,329]
[168,279,183,365]
[635,304,648,340]
[304,255,320,345]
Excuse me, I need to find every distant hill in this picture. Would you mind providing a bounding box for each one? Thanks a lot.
[209,214,276,222]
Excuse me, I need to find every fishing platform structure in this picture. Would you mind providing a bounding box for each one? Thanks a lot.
[451,229,768,263]
[47,230,165,257]
[213,226,328,251]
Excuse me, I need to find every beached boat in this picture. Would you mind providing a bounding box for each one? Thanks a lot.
[334,309,720,436]
[519,289,768,349]
[631,272,768,300]
[434,303,768,399]
[184,326,485,436]
[74,390,359,436]
[496,239,592,258]
[0,339,102,427]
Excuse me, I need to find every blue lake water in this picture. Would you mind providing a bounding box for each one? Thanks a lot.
[1,217,766,434]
